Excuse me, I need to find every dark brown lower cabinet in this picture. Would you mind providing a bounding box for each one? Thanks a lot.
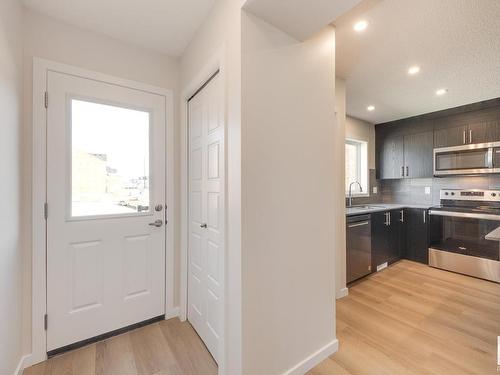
[370,208,429,273]
[405,208,429,264]
[371,210,405,271]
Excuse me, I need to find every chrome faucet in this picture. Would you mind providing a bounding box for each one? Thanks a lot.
[347,181,363,207]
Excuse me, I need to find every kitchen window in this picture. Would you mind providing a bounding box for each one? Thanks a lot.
[345,139,368,195]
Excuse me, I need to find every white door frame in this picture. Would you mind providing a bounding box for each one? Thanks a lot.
[30,58,176,366]
[180,48,226,374]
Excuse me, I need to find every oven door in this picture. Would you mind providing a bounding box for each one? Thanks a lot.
[434,143,494,176]
[429,210,500,261]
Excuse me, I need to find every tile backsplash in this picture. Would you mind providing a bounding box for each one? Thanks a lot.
[379,175,500,206]
[345,170,500,207]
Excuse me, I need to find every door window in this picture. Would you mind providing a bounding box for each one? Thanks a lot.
[71,99,151,217]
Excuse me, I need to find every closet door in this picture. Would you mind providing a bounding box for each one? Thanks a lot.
[187,72,224,363]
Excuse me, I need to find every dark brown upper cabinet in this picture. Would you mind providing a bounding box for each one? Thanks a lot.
[378,131,433,179]
[403,131,434,178]
[433,125,468,148]
[434,122,500,148]
[379,135,404,179]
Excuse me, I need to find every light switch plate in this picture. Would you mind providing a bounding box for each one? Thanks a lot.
[425,186,431,195]
[373,186,378,194]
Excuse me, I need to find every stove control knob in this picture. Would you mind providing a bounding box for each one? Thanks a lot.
[492,193,497,197]
[445,192,449,196]
[451,192,455,196]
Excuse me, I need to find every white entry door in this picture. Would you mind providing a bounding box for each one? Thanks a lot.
[188,72,224,363]
[46,71,167,351]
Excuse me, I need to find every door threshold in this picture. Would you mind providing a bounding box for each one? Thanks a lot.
[47,315,165,358]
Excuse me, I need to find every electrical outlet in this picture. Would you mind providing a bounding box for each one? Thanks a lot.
[373,186,378,194]
[425,186,431,195]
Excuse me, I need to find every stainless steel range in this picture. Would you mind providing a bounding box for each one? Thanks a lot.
[429,189,500,283]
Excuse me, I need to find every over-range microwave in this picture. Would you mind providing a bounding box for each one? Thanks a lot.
[433,142,500,176]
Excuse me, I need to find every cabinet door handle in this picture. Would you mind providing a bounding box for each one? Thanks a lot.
[406,166,409,177]
[400,210,404,222]
[423,211,426,223]
[469,129,472,144]
[401,166,404,177]
[463,130,466,144]
[384,212,389,226]
[388,212,391,226]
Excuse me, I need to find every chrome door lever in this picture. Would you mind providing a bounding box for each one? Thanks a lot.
[149,219,163,227]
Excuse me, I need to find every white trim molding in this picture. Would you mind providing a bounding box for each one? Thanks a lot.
[336,287,349,299]
[13,354,31,375]
[164,307,180,320]
[31,57,175,365]
[283,339,339,375]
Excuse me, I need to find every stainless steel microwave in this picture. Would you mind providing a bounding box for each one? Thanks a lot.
[433,141,500,176]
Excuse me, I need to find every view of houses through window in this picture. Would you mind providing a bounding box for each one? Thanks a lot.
[71,99,151,217]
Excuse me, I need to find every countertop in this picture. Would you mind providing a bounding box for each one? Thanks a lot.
[485,226,500,241]
[346,203,434,216]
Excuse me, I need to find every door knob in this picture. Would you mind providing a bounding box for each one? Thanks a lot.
[200,223,207,228]
[149,219,163,227]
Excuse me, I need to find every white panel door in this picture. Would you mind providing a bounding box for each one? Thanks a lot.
[188,73,224,363]
[46,71,167,351]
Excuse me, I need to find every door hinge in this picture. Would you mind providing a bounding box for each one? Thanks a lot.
[44,202,48,220]
[44,314,48,330]
[44,92,48,108]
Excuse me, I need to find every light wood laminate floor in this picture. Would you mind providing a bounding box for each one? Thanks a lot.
[25,260,500,375]
[24,318,217,375]
[309,260,500,375]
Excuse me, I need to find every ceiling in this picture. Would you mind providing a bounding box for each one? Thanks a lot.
[335,0,500,124]
[243,0,362,41]
[21,0,216,57]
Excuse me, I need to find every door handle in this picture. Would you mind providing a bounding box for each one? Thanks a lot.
[200,223,208,228]
[149,219,163,227]
[469,129,472,144]
[463,130,466,144]
[406,166,409,177]
[400,210,404,222]
[401,166,404,177]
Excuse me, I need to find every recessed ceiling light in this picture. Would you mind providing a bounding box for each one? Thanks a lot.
[436,88,448,96]
[408,66,420,75]
[353,20,368,32]
[367,105,375,111]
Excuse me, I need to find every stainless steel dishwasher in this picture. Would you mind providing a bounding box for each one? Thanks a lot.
[346,214,372,283]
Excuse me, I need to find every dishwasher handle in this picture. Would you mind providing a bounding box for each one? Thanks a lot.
[348,221,369,228]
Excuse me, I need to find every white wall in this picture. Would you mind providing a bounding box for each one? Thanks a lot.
[180,1,242,373]
[22,9,180,359]
[346,115,375,169]
[0,0,24,374]
[241,13,338,374]
[335,78,347,299]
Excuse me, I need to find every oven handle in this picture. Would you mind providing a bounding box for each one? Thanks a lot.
[429,210,500,221]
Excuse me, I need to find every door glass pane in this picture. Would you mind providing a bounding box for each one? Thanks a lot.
[71,99,150,217]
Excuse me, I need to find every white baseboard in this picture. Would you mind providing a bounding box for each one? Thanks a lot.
[336,287,349,299]
[13,354,31,375]
[165,306,180,320]
[283,339,339,375]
